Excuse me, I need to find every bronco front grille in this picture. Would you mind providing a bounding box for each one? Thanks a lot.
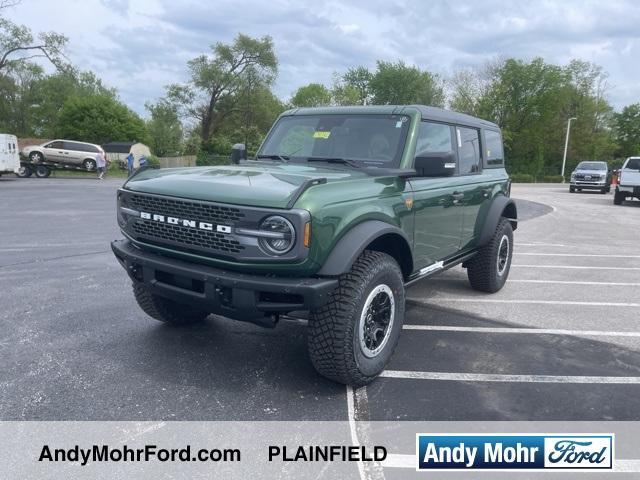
[123,192,246,256]
[132,221,243,254]
[127,193,245,224]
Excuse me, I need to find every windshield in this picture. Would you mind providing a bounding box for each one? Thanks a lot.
[258,114,411,167]
[576,162,607,171]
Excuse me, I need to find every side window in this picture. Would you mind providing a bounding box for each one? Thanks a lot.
[416,121,453,154]
[456,127,481,174]
[85,144,99,153]
[62,141,77,151]
[484,130,504,167]
[46,141,63,149]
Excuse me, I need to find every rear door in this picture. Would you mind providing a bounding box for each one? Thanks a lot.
[454,126,496,250]
[409,121,464,267]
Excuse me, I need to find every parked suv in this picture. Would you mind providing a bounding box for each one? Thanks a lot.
[21,139,104,171]
[569,161,611,193]
[614,157,640,205]
[111,106,517,386]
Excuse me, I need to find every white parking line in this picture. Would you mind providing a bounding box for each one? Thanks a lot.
[382,454,640,472]
[412,298,640,307]
[403,325,640,337]
[513,264,640,270]
[510,279,640,287]
[517,253,640,258]
[516,243,568,247]
[379,370,640,384]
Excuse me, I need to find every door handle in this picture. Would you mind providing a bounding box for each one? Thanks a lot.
[451,191,464,205]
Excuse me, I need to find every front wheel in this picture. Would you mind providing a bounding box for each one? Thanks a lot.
[308,250,405,386]
[16,165,33,178]
[467,217,514,293]
[569,186,575,193]
[83,159,97,171]
[614,190,625,205]
[29,151,44,163]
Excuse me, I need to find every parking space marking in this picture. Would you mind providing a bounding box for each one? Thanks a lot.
[403,325,640,337]
[516,243,568,247]
[509,279,640,286]
[517,253,640,258]
[513,264,640,270]
[412,298,640,307]
[381,454,640,472]
[379,370,640,384]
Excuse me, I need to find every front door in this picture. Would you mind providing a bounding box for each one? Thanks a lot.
[409,121,464,269]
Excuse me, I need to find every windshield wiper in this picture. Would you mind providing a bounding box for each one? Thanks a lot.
[255,154,289,162]
[306,157,361,168]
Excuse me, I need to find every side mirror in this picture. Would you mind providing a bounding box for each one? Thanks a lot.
[230,143,247,164]
[414,151,456,177]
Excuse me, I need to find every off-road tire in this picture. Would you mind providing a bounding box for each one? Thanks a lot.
[133,282,209,325]
[467,217,513,293]
[308,250,405,386]
[614,190,624,205]
[569,186,575,193]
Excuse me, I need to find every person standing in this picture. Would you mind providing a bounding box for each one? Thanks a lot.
[126,152,135,176]
[96,150,107,180]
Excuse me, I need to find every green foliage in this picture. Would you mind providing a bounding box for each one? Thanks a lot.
[145,100,182,156]
[0,16,68,71]
[196,151,231,166]
[614,103,640,158]
[369,61,445,106]
[57,94,148,145]
[290,83,332,107]
[509,173,535,183]
[166,34,277,143]
[542,175,565,183]
[145,154,160,167]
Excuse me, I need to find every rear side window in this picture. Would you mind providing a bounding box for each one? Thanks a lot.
[456,127,481,174]
[626,158,640,170]
[63,141,78,151]
[484,129,504,167]
[416,122,453,154]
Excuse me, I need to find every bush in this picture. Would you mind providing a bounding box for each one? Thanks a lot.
[510,173,535,183]
[196,151,231,167]
[541,175,564,183]
[145,154,160,167]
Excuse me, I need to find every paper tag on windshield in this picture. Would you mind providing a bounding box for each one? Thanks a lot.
[395,121,402,128]
[313,131,331,139]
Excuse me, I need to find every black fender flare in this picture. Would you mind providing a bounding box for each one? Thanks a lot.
[477,196,518,247]
[317,220,412,276]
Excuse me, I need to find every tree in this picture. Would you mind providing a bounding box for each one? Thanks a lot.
[166,34,277,143]
[614,104,640,158]
[0,16,68,71]
[369,61,444,106]
[290,83,332,107]
[57,94,148,145]
[338,66,373,105]
[146,100,183,156]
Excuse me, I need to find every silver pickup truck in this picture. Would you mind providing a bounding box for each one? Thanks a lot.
[614,157,640,205]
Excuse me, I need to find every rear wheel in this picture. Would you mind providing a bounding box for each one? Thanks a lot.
[29,151,44,163]
[83,158,97,171]
[308,250,405,386]
[34,165,51,178]
[133,282,209,325]
[467,217,513,293]
[16,165,33,178]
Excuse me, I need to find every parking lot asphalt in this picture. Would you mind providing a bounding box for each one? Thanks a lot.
[1,177,639,422]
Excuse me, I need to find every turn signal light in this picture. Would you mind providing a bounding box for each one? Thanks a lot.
[303,222,311,247]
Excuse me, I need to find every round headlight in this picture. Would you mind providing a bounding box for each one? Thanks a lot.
[259,216,296,255]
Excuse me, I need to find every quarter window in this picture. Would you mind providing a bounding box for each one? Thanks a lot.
[416,122,453,154]
[484,130,504,167]
[457,127,481,174]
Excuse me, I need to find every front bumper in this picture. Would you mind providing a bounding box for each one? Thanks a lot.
[570,180,607,189]
[111,239,337,324]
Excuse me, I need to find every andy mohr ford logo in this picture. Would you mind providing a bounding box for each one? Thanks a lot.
[140,212,232,234]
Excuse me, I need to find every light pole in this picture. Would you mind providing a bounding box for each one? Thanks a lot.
[561,117,577,182]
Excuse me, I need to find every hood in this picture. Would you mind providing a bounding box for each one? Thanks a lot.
[124,162,370,209]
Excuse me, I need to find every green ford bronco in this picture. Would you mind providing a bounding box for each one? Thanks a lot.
[112,105,517,386]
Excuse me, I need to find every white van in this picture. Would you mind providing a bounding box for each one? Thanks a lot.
[0,134,20,176]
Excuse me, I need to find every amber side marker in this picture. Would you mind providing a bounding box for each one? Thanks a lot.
[304,222,311,247]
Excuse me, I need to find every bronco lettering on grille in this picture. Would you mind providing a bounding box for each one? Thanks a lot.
[140,211,232,234]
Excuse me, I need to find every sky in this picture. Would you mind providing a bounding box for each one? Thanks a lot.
[6,0,640,116]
